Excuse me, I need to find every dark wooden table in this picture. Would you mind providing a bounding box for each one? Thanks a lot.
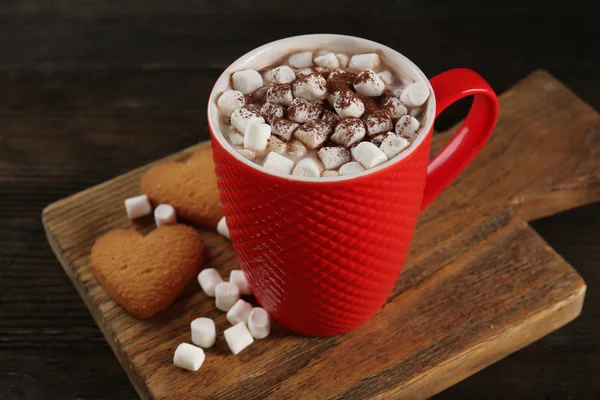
[1,1,598,399]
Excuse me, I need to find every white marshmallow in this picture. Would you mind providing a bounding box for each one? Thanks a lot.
[321,170,340,177]
[318,147,351,170]
[154,204,176,226]
[383,97,408,119]
[287,97,322,123]
[395,115,421,140]
[363,112,393,137]
[217,90,245,117]
[271,118,299,141]
[252,86,268,101]
[248,307,271,339]
[231,107,265,134]
[230,269,251,295]
[352,142,388,169]
[244,123,271,151]
[217,216,230,239]
[353,69,385,97]
[191,318,216,348]
[399,82,430,107]
[371,134,385,147]
[232,69,264,94]
[339,162,365,176]
[321,109,340,127]
[235,147,257,160]
[331,118,366,147]
[124,194,151,220]
[288,51,313,68]
[294,120,332,149]
[260,101,284,123]
[334,91,365,118]
[348,53,381,71]
[268,136,287,155]
[228,129,244,146]
[264,65,296,84]
[378,70,394,85]
[316,49,329,56]
[410,107,422,118]
[262,152,295,175]
[224,322,254,355]
[288,140,308,158]
[215,281,241,312]
[266,84,293,106]
[197,268,223,297]
[292,158,321,177]
[314,53,340,69]
[173,343,205,372]
[336,53,349,68]
[296,68,316,77]
[292,74,328,101]
[226,299,253,325]
[380,132,410,159]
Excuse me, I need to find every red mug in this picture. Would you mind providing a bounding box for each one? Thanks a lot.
[208,34,499,336]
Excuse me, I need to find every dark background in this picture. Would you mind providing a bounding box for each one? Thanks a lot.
[1,1,598,399]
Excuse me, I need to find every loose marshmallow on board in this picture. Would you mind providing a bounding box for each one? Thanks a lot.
[154,204,177,226]
[217,216,230,239]
[399,82,430,107]
[217,90,245,118]
[224,322,255,355]
[226,299,253,325]
[318,147,351,170]
[353,69,385,97]
[352,142,388,169]
[395,115,421,140]
[230,269,251,295]
[191,318,216,348]
[232,70,263,94]
[124,195,152,220]
[262,152,295,175]
[244,123,271,151]
[288,51,313,68]
[348,53,381,71]
[264,65,296,84]
[314,53,340,69]
[380,133,410,159]
[331,118,366,147]
[292,158,321,177]
[339,161,365,176]
[173,343,205,372]
[271,118,299,141]
[215,282,241,312]
[248,307,271,339]
[197,268,223,297]
[231,107,265,134]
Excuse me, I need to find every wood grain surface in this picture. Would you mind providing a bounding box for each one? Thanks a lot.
[40,70,599,399]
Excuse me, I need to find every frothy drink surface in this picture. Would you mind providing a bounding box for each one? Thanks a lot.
[216,50,430,178]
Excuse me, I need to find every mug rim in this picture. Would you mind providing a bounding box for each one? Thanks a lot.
[207,34,436,182]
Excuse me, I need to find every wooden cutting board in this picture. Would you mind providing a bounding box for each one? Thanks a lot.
[42,70,599,399]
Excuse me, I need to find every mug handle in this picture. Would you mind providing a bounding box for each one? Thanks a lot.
[421,68,499,210]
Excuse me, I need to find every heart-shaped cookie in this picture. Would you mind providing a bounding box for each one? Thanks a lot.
[140,145,223,229]
[90,225,205,319]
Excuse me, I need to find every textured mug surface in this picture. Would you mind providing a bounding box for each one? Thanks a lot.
[208,34,498,336]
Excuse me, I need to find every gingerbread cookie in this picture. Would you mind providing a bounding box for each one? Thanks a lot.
[140,145,223,229]
[90,225,205,319]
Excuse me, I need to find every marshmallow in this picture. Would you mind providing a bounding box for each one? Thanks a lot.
[271,118,299,141]
[215,281,241,312]
[230,269,251,295]
[262,152,295,175]
[395,115,421,140]
[294,120,332,149]
[245,103,261,113]
[328,69,357,84]
[334,90,365,118]
[371,134,385,147]
[232,69,264,95]
[318,146,351,170]
[217,90,245,117]
[173,343,205,372]
[288,140,308,158]
[288,51,313,68]
[314,67,330,78]
[224,322,254,355]
[292,74,328,101]
[248,307,271,339]
[231,107,265,134]
[378,70,394,85]
[314,53,340,69]
[296,68,316,77]
[266,84,293,106]
[268,136,287,155]
[217,216,230,239]
[226,299,253,325]
[339,161,365,176]
[235,147,257,160]
[348,53,381,71]
[197,268,223,297]
[331,118,366,147]
[316,49,329,57]
[383,96,408,119]
[380,132,410,159]
[252,86,268,101]
[363,111,393,137]
[228,128,244,146]
[264,65,296,84]
[353,69,385,97]
[399,81,430,107]
[260,101,285,123]
[124,194,152,220]
[410,107,422,118]
[321,170,340,177]
[292,157,321,177]
[191,318,216,348]
[321,109,340,127]
[352,142,388,169]
[336,53,349,68]
[287,97,322,123]
[244,123,271,151]
[154,204,177,226]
